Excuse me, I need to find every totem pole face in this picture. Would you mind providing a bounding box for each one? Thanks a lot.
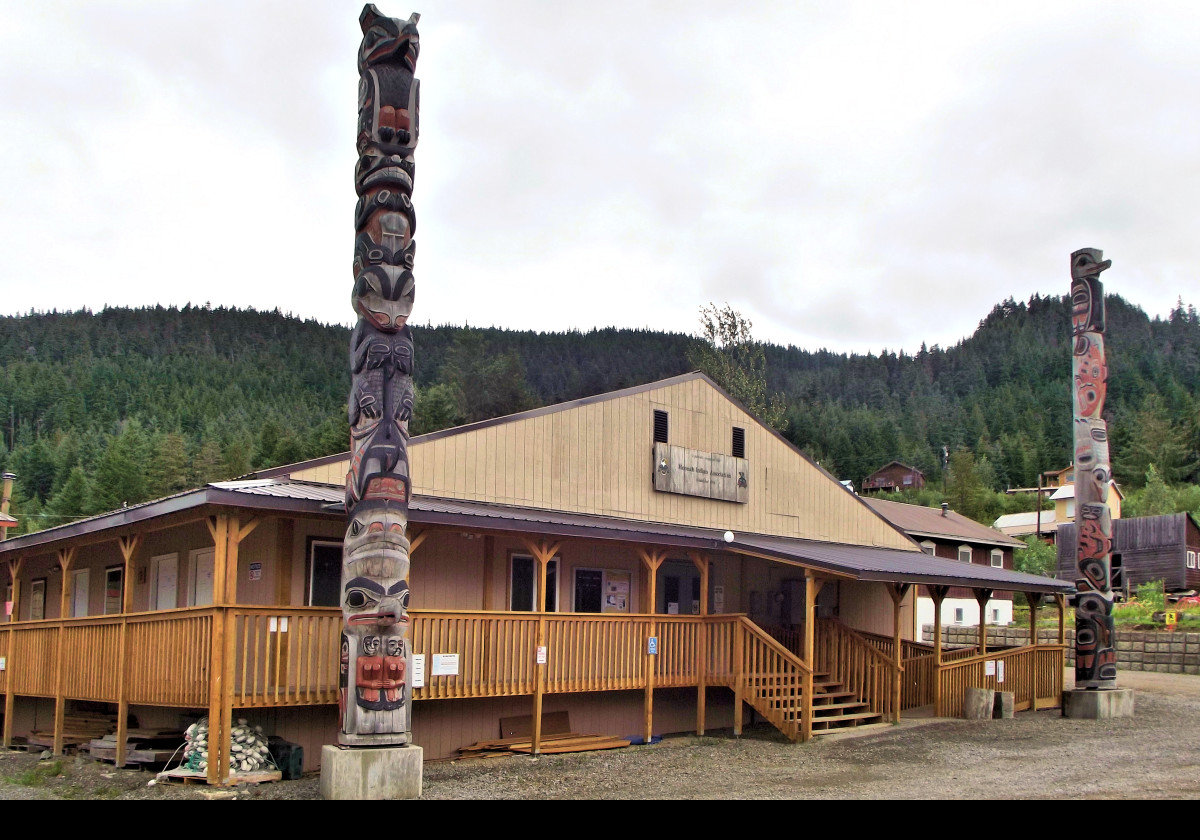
[341,4,421,746]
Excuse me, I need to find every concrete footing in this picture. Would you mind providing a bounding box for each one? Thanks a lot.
[1063,688,1135,719]
[963,687,994,719]
[319,744,424,800]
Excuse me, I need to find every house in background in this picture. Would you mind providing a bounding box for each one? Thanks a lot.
[861,462,925,494]
[863,497,1027,628]
[995,463,1122,545]
[1057,512,1200,597]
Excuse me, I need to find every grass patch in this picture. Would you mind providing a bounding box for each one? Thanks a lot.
[9,760,65,787]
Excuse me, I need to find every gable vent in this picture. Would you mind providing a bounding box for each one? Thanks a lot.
[653,410,669,444]
[732,426,745,459]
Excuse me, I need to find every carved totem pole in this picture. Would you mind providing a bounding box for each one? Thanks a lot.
[1070,248,1117,689]
[339,4,420,746]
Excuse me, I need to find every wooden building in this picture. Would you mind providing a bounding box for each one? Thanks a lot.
[861,462,925,494]
[0,373,1071,783]
[862,498,1026,628]
[1057,512,1200,595]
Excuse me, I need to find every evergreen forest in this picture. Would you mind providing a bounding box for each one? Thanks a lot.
[1,293,1197,534]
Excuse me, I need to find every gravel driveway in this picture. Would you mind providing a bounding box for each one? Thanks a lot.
[2,669,1196,799]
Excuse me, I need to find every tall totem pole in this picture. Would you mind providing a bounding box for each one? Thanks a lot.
[340,4,420,746]
[1070,248,1117,690]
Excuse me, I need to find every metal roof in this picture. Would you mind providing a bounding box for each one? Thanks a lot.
[0,478,1070,594]
[861,497,1025,548]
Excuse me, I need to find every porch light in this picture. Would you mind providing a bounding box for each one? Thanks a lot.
[724,531,735,543]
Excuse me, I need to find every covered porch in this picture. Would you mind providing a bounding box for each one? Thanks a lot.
[0,479,1073,784]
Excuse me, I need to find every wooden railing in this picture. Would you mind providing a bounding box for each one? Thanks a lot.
[713,616,811,741]
[854,632,979,711]
[815,619,899,720]
[230,608,342,707]
[935,644,1065,717]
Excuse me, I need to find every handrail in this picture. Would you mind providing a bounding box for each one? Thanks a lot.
[937,642,1066,670]
[817,619,901,671]
[739,617,813,675]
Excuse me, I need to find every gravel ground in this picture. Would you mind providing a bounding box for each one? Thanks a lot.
[2,669,1197,799]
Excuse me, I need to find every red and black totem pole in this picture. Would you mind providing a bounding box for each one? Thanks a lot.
[1070,248,1118,690]
[339,4,420,746]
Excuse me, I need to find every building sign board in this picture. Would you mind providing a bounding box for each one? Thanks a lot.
[653,443,749,504]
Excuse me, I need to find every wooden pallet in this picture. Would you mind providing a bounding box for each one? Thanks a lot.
[459,731,631,758]
[161,768,282,786]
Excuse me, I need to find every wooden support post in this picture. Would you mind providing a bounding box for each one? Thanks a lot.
[732,618,744,737]
[689,552,709,735]
[482,535,495,610]
[1055,593,1066,645]
[52,547,76,755]
[2,557,23,748]
[886,583,911,722]
[521,538,559,757]
[1025,592,1043,710]
[800,570,820,742]
[929,585,949,717]
[973,588,993,655]
[638,548,667,745]
[114,534,141,767]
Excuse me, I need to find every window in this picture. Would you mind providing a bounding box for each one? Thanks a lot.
[510,554,559,612]
[990,549,1003,568]
[308,540,343,607]
[653,410,669,444]
[29,578,46,621]
[991,608,1001,623]
[953,607,964,624]
[732,427,745,459]
[1188,551,1196,570]
[958,545,972,564]
[920,541,936,556]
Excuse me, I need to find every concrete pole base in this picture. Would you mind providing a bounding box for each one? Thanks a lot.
[963,687,994,719]
[1062,688,1135,719]
[319,744,424,800]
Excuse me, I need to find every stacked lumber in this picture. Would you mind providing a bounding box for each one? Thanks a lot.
[457,732,631,759]
[86,729,185,767]
[28,713,117,750]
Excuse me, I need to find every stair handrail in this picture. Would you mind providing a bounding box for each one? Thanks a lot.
[817,618,902,673]
[738,616,814,676]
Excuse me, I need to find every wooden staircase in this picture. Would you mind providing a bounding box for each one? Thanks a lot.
[732,618,888,741]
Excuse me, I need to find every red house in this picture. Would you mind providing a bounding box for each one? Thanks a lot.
[862,462,926,493]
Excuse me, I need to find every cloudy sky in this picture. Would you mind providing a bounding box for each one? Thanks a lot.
[2,1,1198,355]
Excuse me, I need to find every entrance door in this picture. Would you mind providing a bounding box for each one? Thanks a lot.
[190,548,215,606]
[308,541,343,607]
[150,553,179,610]
[71,568,90,617]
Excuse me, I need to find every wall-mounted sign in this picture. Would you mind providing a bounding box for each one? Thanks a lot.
[431,653,460,676]
[653,443,748,504]
[647,637,658,655]
[536,646,547,665]
[412,654,426,688]
[249,562,262,581]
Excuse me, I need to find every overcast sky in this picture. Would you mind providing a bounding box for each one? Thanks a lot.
[2,1,1198,355]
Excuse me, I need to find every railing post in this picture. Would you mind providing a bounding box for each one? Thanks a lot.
[638,549,666,745]
[732,620,743,737]
[52,547,75,755]
[800,572,819,741]
[114,613,130,767]
[205,605,226,785]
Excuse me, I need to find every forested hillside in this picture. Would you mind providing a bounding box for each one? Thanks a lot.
[1,294,1196,533]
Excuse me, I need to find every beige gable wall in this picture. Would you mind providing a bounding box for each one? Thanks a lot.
[289,376,913,550]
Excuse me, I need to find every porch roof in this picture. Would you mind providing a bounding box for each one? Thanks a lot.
[0,479,1071,594]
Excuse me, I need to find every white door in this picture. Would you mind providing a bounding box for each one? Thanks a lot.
[151,553,178,610]
[71,568,90,617]
[190,549,214,606]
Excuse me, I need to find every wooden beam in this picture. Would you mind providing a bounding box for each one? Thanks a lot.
[524,537,559,756]
[206,514,228,785]
[2,557,22,747]
[482,535,495,611]
[887,583,911,722]
[56,547,76,618]
[801,571,820,741]
[1025,591,1043,712]
[52,547,77,755]
[973,588,993,655]
[408,527,428,557]
[118,535,141,614]
[689,551,709,735]
[637,548,668,745]
[929,585,948,717]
